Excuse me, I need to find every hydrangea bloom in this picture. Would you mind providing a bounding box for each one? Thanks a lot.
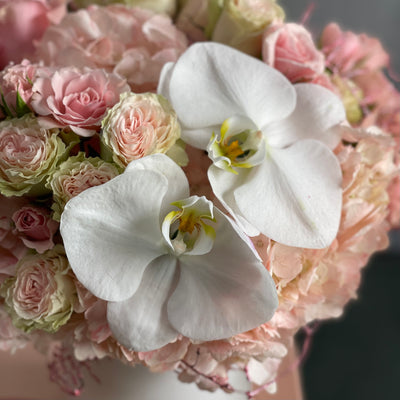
[159,42,346,249]
[61,154,278,351]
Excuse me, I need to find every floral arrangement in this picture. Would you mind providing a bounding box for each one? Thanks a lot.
[0,0,399,397]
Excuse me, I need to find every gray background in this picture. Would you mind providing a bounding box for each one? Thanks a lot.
[282,1,400,399]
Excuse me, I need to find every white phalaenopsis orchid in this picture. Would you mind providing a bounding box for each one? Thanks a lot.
[60,154,278,351]
[158,43,346,248]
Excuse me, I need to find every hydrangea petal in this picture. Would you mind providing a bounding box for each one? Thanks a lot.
[266,84,346,149]
[234,140,343,248]
[162,42,296,148]
[107,255,179,352]
[167,209,278,340]
[61,168,170,302]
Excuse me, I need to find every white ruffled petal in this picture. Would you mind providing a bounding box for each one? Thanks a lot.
[61,166,169,302]
[266,83,346,149]
[167,209,277,340]
[107,255,179,352]
[234,140,343,248]
[165,43,296,148]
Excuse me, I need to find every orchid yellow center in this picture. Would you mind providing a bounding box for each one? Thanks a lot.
[207,116,265,174]
[162,196,216,256]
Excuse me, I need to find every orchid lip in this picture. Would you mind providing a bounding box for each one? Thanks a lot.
[161,195,216,256]
[207,115,266,174]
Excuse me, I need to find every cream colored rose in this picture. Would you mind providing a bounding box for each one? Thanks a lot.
[48,153,120,221]
[101,92,180,167]
[0,114,67,197]
[211,0,285,56]
[0,245,77,333]
[73,0,177,16]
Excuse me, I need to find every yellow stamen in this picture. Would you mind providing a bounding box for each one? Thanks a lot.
[224,140,244,162]
[178,212,197,234]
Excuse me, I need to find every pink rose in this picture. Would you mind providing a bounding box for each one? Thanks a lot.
[12,206,59,253]
[0,60,50,118]
[0,245,77,333]
[321,23,389,76]
[0,114,67,197]
[262,23,325,83]
[0,196,28,283]
[101,92,180,167]
[0,0,67,69]
[31,67,130,136]
[35,5,188,92]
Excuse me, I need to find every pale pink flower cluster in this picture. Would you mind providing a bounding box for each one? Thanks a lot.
[0,0,67,69]
[35,5,188,92]
[0,1,398,398]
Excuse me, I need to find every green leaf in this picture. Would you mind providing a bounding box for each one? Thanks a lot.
[15,91,31,118]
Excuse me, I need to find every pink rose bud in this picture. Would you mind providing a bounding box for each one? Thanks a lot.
[262,23,325,83]
[12,206,59,254]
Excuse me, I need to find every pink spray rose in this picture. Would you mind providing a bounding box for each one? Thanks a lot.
[35,5,188,92]
[0,0,67,69]
[0,245,77,333]
[0,60,38,117]
[0,196,27,283]
[0,114,67,197]
[31,67,130,137]
[12,206,59,253]
[101,92,181,167]
[321,23,390,76]
[262,23,325,83]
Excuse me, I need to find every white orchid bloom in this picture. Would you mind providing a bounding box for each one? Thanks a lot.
[60,154,278,352]
[158,42,346,249]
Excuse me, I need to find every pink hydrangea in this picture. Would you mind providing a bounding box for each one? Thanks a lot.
[321,22,390,76]
[262,23,325,83]
[35,5,188,92]
[257,126,397,331]
[31,67,130,136]
[0,0,67,69]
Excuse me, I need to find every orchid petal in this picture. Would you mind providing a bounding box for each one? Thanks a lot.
[163,42,296,148]
[61,168,169,302]
[157,61,174,97]
[167,209,278,340]
[208,165,260,236]
[126,154,190,222]
[266,84,346,149]
[234,140,343,248]
[107,255,179,352]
